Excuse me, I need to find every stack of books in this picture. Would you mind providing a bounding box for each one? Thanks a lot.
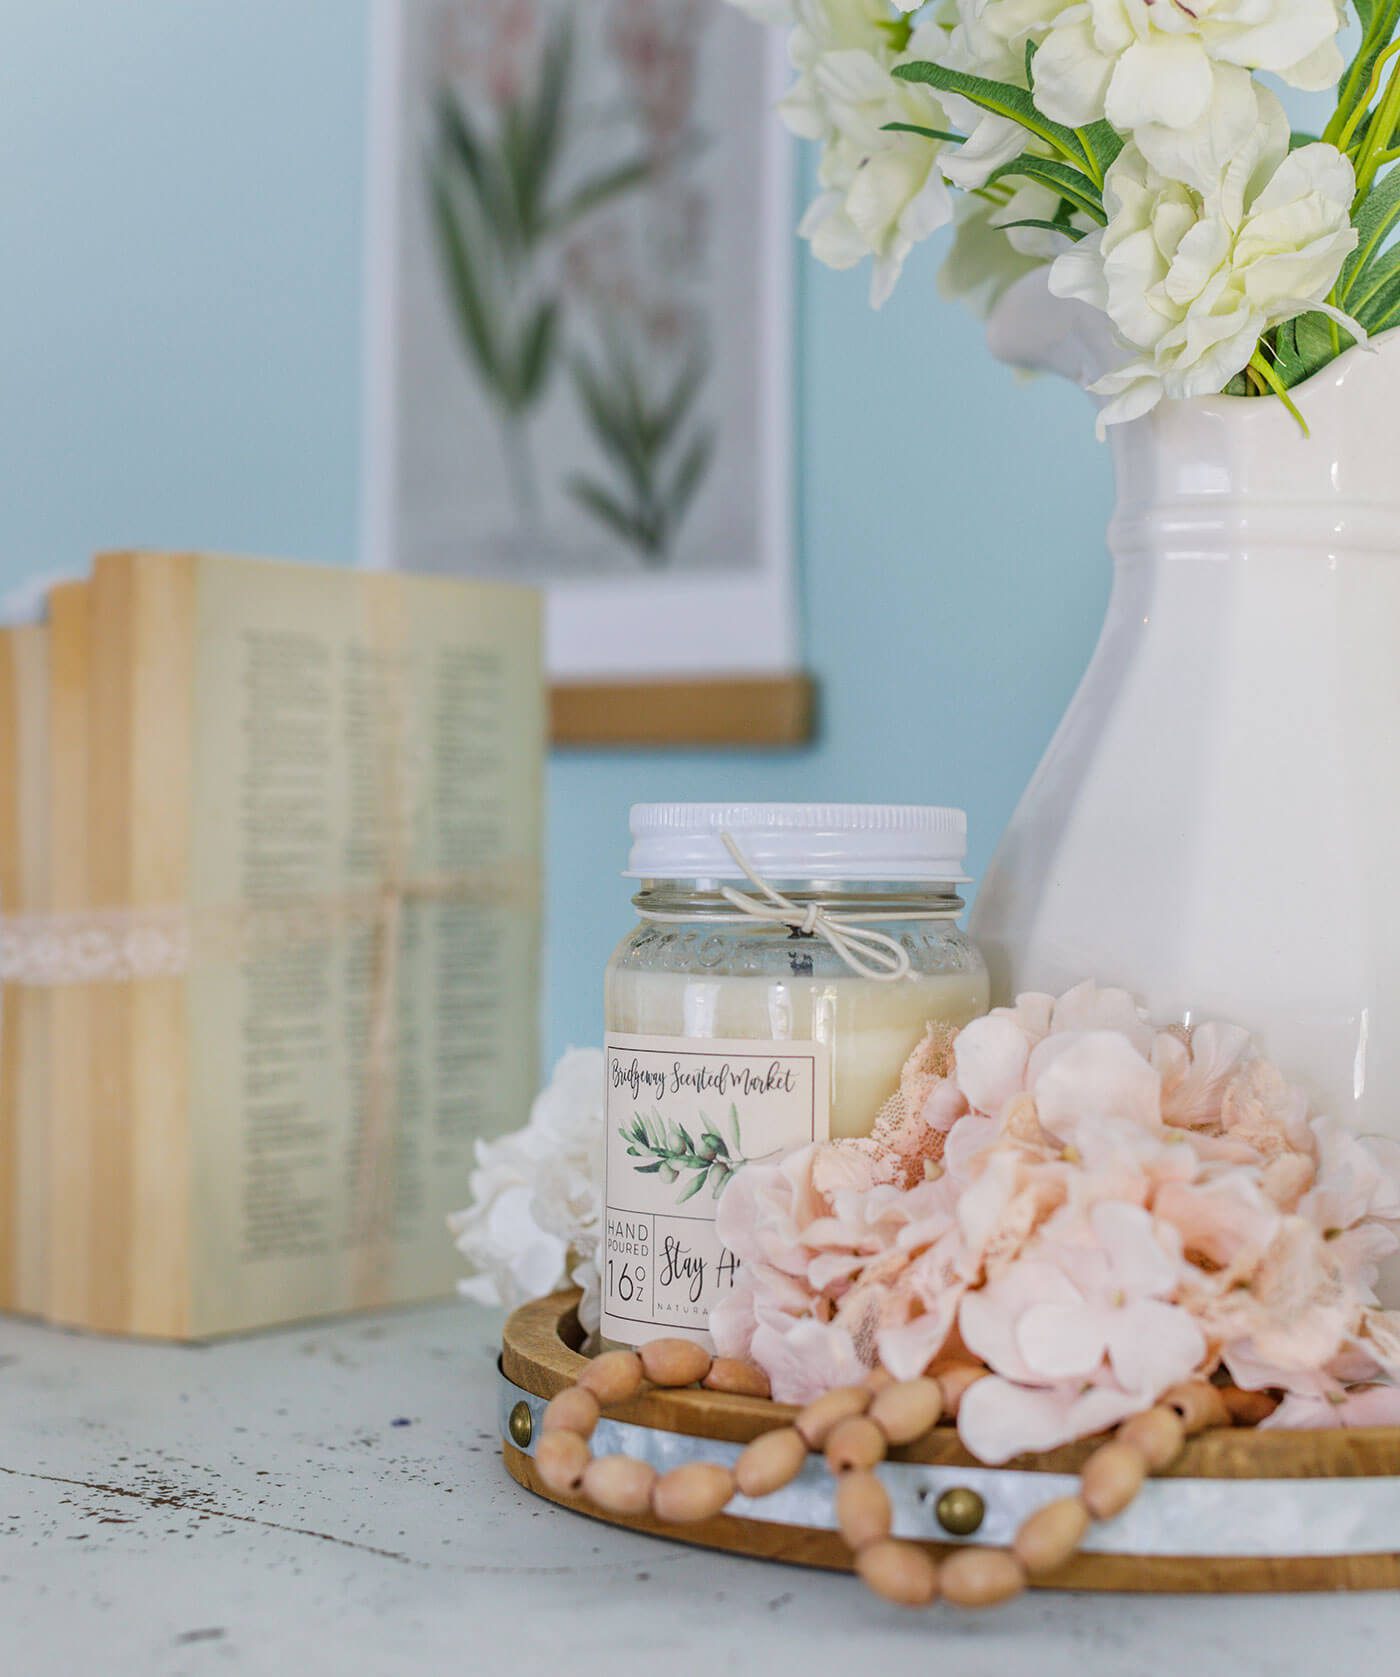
[0,550,544,1338]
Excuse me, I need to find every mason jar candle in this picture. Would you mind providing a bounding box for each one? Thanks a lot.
[601,803,990,1347]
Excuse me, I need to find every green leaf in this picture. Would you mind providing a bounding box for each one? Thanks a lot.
[1336,164,1400,306]
[1357,262,1400,332]
[568,475,659,553]
[1350,239,1400,323]
[677,1169,708,1204]
[1075,119,1123,180]
[995,216,1087,241]
[571,354,654,505]
[634,1160,664,1174]
[547,157,653,233]
[515,300,559,408]
[707,1161,731,1199]
[1272,313,1347,388]
[435,93,519,253]
[1288,130,1322,150]
[429,166,503,391]
[666,430,714,528]
[676,1122,696,1154]
[986,155,1106,224]
[726,1104,742,1153]
[646,352,706,456]
[511,19,572,241]
[893,60,1084,166]
[881,121,966,144]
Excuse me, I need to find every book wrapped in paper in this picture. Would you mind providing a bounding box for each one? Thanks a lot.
[0,552,544,1339]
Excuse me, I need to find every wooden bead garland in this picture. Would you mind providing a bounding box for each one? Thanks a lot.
[526,1337,1243,1612]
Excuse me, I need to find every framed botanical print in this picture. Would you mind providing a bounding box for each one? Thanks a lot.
[362,0,809,744]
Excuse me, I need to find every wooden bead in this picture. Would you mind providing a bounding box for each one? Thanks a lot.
[639,1338,713,1388]
[1117,1404,1186,1472]
[1080,1440,1149,1519]
[1013,1496,1090,1577]
[581,1454,656,1517]
[534,1430,590,1496]
[577,1350,644,1406]
[795,1385,870,1449]
[1160,1380,1230,1435]
[940,1547,1027,1608]
[734,1426,807,1498]
[824,1415,887,1474]
[864,1367,896,1394]
[703,1358,772,1399]
[935,1364,989,1417]
[651,1462,735,1524]
[835,1470,891,1551]
[540,1386,600,1439]
[855,1539,939,1607]
[868,1377,943,1446]
[1220,1385,1280,1426]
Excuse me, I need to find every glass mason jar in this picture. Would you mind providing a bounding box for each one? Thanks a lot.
[599,803,990,1348]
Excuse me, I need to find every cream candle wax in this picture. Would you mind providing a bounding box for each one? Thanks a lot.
[601,804,990,1348]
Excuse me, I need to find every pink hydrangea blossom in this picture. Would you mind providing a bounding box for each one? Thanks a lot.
[716,982,1400,1462]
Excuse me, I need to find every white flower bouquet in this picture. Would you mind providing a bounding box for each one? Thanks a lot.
[727,0,1400,431]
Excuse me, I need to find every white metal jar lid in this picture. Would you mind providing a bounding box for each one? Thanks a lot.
[624,803,970,883]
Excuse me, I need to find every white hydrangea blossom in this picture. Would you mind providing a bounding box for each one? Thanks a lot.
[1030,0,1345,130]
[771,3,959,304]
[448,1048,605,1332]
[1050,81,1357,430]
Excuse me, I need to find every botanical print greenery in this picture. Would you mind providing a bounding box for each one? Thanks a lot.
[568,329,713,564]
[426,3,717,563]
[621,1103,754,1202]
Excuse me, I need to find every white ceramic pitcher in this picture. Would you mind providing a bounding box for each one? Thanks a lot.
[971,329,1400,1147]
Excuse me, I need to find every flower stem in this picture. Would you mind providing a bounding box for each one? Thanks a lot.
[1338,38,1400,157]
[1327,0,1400,148]
[1248,346,1309,436]
[1351,44,1400,196]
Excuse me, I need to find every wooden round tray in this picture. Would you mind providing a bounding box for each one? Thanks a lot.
[500,1290,1400,1593]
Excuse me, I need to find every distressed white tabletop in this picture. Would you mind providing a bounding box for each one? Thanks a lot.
[1,1302,1396,1676]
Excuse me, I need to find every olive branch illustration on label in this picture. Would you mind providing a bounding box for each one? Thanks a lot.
[620,1102,766,1203]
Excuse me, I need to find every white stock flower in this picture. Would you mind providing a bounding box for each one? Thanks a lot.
[1031,0,1345,130]
[1049,82,1357,431]
[777,4,956,304]
[448,1048,605,1328]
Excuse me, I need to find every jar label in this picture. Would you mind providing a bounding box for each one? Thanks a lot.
[601,1033,830,1346]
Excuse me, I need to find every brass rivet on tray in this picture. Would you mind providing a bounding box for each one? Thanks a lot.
[508,1400,535,1449]
[935,1485,985,1536]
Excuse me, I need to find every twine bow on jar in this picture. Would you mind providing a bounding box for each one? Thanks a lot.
[714,833,918,982]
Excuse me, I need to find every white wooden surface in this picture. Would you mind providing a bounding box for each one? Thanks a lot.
[2,1301,1398,1676]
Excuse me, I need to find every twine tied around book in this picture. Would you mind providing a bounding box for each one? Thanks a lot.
[639,832,959,983]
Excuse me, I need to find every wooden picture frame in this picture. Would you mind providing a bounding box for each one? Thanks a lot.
[551,673,814,748]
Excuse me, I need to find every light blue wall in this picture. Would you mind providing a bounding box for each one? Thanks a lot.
[0,3,1113,1068]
